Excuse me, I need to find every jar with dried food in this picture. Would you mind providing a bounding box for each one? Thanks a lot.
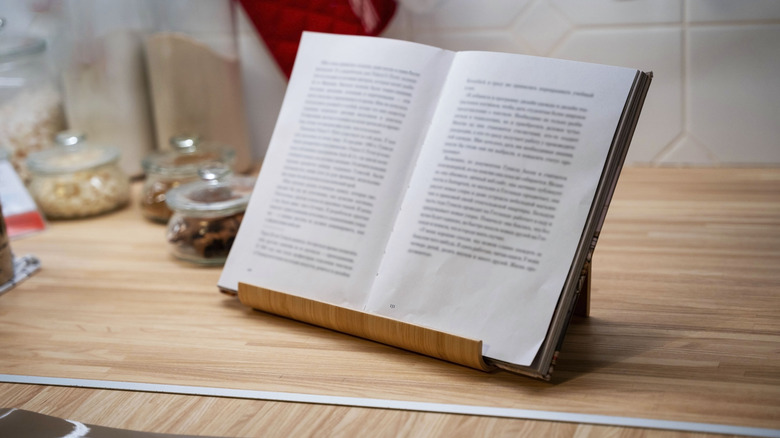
[26,131,130,219]
[0,19,66,183]
[141,135,235,223]
[165,163,254,265]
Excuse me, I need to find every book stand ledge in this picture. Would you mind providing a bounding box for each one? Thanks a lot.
[237,264,591,373]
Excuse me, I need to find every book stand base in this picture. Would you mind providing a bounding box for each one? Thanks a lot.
[237,263,591,372]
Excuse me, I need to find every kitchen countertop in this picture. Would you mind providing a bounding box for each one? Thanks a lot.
[1,167,778,437]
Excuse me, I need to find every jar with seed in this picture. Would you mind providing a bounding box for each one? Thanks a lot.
[141,135,235,223]
[26,131,130,219]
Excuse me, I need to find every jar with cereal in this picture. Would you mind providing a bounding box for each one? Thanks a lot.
[26,131,130,219]
[165,163,254,265]
[141,135,235,223]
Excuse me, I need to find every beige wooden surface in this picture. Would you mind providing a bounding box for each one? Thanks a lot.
[237,283,493,372]
[1,167,779,436]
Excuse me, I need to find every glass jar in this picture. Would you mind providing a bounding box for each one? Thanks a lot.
[144,0,252,172]
[60,0,156,177]
[0,19,66,183]
[165,163,254,265]
[141,135,235,223]
[26,131,130,219]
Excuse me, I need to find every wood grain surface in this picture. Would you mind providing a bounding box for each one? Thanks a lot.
[1,167,778,436]
[237,283,493,372]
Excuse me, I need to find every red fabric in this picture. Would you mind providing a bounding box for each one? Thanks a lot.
[239,0,397,78]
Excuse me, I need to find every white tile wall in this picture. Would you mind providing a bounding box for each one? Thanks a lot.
[687,0,780,22]
[686,24,780,164]
[384,0,780,166]
[550,0,682,25]
[394,0,780,165]
[237,0,780,166]
[4,0,779,166]
[553,27,684,163]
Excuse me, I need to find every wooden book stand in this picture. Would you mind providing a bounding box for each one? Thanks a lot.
[237,263,591,372]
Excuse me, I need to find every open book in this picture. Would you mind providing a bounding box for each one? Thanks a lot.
[219,32,651,379]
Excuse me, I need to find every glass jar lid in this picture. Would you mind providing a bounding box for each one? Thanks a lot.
[165,162,255,217]
[0,18,46,62]
[142,134,236,178]
[26,131,120,175]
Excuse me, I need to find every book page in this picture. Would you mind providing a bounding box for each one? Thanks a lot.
[365,51,636,365]
[219,33,455,306]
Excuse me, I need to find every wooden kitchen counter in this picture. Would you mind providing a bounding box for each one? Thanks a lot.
[1,167,779,437]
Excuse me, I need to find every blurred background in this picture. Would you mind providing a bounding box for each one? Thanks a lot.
[3,0,779,167]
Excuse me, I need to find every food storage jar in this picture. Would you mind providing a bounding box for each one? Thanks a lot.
[144,0,252,172]
[60,0,156,177]
[0,18,66,183]
[141,134,235,223]
[165,162,254,265]
[26,131,130,219]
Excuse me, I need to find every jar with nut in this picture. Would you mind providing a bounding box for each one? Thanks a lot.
[165,162,255,265]
[26,131,130,219]
[141,135,235,223]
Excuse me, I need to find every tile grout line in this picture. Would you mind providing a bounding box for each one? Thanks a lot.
[1,374,778,437]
